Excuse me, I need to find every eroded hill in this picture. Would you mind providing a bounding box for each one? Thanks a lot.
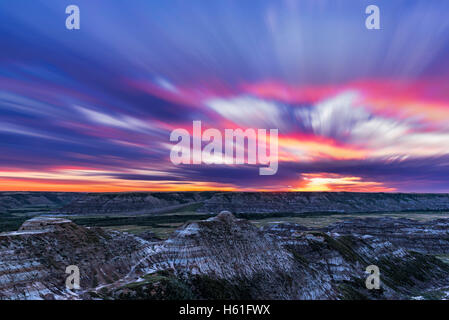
[59,192,449,215]
[1,213,449,300]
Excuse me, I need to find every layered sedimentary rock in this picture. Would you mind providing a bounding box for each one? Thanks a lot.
[59,192,214,214]
[201,192,449,214]
[1,214,449,300]
[0,192,82,212]
[326,217,449,254]
[0,217,153,299]
[131,212,335,299]
[28,191,449,215]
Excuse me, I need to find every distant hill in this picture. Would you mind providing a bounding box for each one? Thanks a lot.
[57,191,449,215]
[201,192,449,214]
[59,191,217,215]
[2,191,449,216]
[0,191,83,213]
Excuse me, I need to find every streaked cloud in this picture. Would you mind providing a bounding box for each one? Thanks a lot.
[206,95,289,129]
[0,0,448,192]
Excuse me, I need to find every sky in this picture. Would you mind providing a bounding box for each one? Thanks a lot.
[0,0,449,193]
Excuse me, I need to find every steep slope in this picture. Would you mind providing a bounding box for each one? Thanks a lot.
[126,211,335,299]
[264,222,449,299]
[98,213,449,300]
[326,217,449,254]
[0,217,153,299]
[59,192,215,214]
[0,192,82,213]
[52,192,449,215]
[1,214,449,300]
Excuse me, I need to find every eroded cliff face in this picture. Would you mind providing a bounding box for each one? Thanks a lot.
[0,217,153,299]
[0,192,82,212]
[1,214,449,300]
[263,221,449,299]
[128,212,335,299]
[201,192,449,214]
[325,217,449,254]
[56,192,449,215]
[59,192,214,214]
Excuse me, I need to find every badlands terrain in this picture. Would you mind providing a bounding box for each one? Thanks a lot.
[1,191,449,300]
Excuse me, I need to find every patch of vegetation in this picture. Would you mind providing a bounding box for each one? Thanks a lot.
[338,280,369,300]
[0,214,31,233]
[109,271,195,300]
[96,271,258,300]
[379,251,449,292]
[306,232,364,263]
[337,278,385,300]
[325,236,362,263]
[420,289,447,300]
[286,246,310,266]
[189,274,252,300]
[123,273,169,289]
